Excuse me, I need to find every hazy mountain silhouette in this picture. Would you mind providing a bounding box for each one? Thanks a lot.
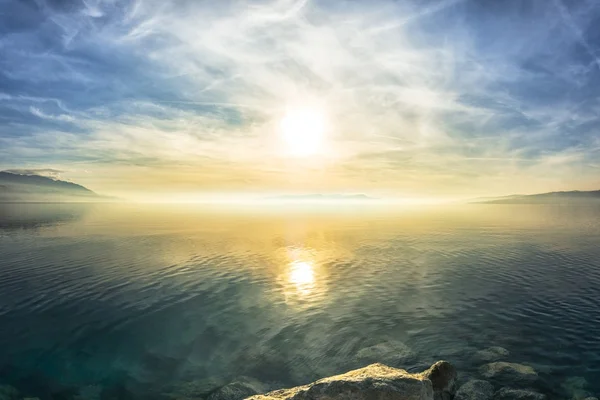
[475,190,600,204]
[0,171,106,202]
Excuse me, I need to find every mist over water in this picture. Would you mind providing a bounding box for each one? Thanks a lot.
[1,203,600,399]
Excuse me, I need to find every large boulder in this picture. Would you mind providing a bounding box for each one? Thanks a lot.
[420,361,457,400]
[356,342,416,367]
[247,362,450,400]
[208,377,267,400]
[479,363,537,386]
[474,348,510,363]
[455,380,494,400]
[494,388,546,400]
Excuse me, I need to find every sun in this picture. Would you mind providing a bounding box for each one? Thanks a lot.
[279,108,327,156]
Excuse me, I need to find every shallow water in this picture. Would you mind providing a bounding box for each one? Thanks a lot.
[1,203,599,399]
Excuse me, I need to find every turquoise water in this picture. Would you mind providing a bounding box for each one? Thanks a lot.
[1,203,599,399]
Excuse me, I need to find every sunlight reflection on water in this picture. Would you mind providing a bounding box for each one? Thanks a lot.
[289,261,315,294]
[279,246,325,305]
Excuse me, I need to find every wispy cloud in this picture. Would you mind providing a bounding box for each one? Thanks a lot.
[3,168,65,179]
[30,106,75,122]
[553,0,600,69]
[1,0,599,199]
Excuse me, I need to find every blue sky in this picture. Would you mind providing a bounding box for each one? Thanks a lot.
[1,0,600,200]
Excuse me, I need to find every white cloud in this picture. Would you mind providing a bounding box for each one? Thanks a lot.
[29,106,76,122]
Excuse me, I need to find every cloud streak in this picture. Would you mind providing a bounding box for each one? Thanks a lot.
[3,168,65,179]
[1,0,599,200]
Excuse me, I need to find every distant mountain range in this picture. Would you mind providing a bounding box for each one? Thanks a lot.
[475,190,600,204]
[0,171,107,202]
[3,171,598,205]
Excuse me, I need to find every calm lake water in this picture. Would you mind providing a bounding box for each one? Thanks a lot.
[1,203,599,400]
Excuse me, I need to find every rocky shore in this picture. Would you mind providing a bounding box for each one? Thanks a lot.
[0,347,598,400]
[240,360,593,400]
[200,346,598,400]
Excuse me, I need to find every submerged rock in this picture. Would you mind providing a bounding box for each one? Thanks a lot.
[355,341,416,367]
[494,388,546,400]
[421,361,457,400]
[474,347,510,363]
[247,362,454,400]
[455,380,494,400]
[165,377,226,400]
[561,376,591,400]
[208,377,267,400]
[0,385,20,400]
[479,362,537,386]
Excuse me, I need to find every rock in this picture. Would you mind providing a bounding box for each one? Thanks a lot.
[0,385,20,400]
[207,377,267,400]
[356,341,416,367]
[561,377,591,400]
[407,363,438,374]
[479,363,537,386]
[164,377,225,400]
[494,388,546,400]
[455,380,494,400]
[247,362,438,400]
[474,347,510,363]
[421,361,457,400]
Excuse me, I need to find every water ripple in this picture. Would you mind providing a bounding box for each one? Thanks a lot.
[1,204,600,399]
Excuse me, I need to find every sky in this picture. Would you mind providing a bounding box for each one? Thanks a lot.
[1,0,600,201]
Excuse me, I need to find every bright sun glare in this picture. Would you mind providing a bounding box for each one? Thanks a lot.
[280,108,327,156]
[289,260,315,295]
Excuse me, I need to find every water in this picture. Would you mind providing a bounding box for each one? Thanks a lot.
[1,203,599,400]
